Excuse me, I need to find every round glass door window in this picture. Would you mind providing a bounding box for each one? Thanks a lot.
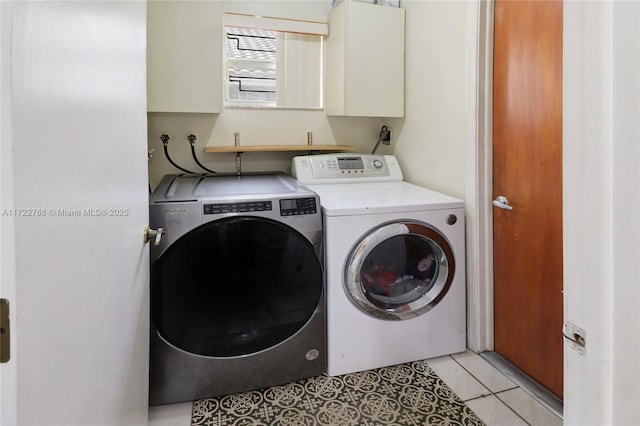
[151,216,323,357]
[344,221,455,320]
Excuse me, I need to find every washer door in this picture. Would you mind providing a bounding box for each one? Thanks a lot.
[151,216,323,357]
[344,220,455,320]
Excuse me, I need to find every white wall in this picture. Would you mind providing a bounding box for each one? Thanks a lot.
[147,110,385,189]
[389,0,469,200]
[563,1,640,424]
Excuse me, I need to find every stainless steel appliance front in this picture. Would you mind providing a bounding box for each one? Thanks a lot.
[148,174,325,405]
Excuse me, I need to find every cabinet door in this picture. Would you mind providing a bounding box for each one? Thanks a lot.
[326,1,405,117]
[147,0,223,113]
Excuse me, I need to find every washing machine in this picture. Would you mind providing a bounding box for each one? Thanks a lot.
[148,173,325,405]
[292,154,466,376]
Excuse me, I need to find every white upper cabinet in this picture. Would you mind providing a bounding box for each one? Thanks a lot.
[325,1,405,117]
[147,0,223,113]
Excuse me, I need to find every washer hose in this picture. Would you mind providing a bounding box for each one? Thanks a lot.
[161,134,197,174]
[188,134,217,174]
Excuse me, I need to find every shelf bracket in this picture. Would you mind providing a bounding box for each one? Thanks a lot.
[234,132,242,175]
[307,131,313,155]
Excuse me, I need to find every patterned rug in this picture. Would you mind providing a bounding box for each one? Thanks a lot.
[191,360,485,425]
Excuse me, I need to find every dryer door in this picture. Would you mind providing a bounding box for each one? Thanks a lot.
[344,220,456,320]
[151,216,323,357]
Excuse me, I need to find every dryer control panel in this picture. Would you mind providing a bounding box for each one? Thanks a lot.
[204,201,272,215]
[203,197,317,217]
[292,154,404,184]
[279,197,317,216]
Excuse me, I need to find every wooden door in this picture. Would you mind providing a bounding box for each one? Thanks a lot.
[492,0,563,398]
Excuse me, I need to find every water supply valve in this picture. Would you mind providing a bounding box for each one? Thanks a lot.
[380,125,391,145]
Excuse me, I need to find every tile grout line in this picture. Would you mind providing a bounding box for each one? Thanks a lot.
[445,354,534,426]
[479,351,564,419]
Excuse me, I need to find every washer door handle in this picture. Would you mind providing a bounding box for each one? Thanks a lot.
[492,195,513,211]
[144,225,165,246]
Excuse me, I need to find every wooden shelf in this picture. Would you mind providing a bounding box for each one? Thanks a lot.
[204,144,356,153]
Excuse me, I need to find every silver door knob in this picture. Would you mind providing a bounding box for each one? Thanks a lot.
[143,225,165,246]
[492,195,513,211]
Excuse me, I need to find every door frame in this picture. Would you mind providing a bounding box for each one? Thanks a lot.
[465,0,494,353]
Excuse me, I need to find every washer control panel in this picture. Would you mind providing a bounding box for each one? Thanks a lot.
[317,156,385,174]
[292,154,404,184]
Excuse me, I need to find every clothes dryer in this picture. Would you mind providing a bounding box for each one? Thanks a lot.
[148,173,325,405]
[292,154,465,376]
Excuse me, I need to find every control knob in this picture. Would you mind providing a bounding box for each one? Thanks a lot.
[373,159,383,169]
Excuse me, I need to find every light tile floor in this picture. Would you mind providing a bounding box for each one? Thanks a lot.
[148,350,563,426]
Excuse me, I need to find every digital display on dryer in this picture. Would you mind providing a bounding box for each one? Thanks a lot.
[280,197,317,216]
[337,157,364,170]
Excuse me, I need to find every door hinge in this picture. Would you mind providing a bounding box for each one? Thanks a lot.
[0,298,9,363]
